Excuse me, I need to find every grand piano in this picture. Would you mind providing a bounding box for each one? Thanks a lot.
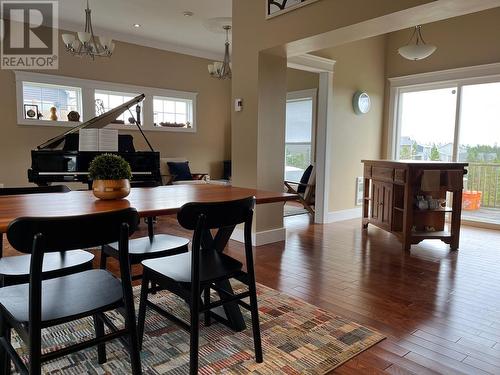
[28,94,161,187]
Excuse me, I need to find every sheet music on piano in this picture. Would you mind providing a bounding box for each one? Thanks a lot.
[79,129,119,152]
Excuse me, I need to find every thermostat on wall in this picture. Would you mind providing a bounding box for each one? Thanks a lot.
[353,91,371,115]
[235,98,243,112]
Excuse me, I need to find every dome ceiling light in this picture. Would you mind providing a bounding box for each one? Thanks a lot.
[398,25,437,61]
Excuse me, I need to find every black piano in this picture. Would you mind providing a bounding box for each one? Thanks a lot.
[28,94,161,187]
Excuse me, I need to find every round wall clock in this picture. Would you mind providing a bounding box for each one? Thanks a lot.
[353,91,371,115]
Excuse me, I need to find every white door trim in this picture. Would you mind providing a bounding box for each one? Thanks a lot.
[287,55,336,224]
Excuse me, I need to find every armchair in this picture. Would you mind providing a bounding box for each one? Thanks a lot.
[284,164,316,215]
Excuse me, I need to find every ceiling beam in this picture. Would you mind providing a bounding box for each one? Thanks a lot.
[285,0,500,57]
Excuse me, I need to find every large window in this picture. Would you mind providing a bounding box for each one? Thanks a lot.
[285,90,316,182]
[391,70,500,225]
[397,86,457,161]
[22,82,82,122]
[15,71,197,132]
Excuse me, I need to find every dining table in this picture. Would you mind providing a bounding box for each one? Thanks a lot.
[0,183,297,332]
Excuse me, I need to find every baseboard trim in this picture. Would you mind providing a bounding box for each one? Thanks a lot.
[231,227,286,246]
[326,207,362,223]
[462,219,500,231]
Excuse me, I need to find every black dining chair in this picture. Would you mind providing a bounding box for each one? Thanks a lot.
[137,197,263,375]
[0,185,94,287]
[0,208,142,375]
[100,182,189,281]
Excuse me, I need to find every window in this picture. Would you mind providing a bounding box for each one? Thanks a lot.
[95,90,142,125]
[285,90,316,182]
[397,86,457,161]
[153,96,193,129]
[15,71,198,132]
[22,82,82,122]
[390,67,500,225]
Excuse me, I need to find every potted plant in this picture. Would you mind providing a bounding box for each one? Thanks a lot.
[89,154,132,200]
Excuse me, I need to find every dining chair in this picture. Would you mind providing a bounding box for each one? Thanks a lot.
[137,197,263,375]
[0,208,142,375]
[0,185,94,287]
[100,182,189,281]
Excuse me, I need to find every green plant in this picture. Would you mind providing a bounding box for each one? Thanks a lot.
[430,144,441,161]
[88,154,132,180]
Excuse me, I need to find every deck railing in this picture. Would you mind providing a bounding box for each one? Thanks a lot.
[465,163,500,209]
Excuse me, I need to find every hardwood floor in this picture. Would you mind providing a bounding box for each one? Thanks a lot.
[3,214,500,374]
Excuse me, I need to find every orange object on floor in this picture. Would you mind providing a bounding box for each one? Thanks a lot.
[462,190,482,211]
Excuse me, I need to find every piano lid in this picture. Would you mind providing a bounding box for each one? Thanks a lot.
[36,93,146,150]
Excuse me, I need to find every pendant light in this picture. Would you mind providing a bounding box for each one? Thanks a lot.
[208,25,232,80]
[398,25,436,61]
[61,0,114,59]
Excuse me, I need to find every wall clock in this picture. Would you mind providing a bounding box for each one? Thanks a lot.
[352,91,371,115]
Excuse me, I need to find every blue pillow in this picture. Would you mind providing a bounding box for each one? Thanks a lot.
[167,161,193,181]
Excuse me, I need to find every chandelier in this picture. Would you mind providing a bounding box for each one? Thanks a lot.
[208,25,232,79]
[398,25,437,61]
[61,0,114,59]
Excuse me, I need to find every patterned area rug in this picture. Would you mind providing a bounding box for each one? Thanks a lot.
[284,203,309,217]
[11,282,384,374]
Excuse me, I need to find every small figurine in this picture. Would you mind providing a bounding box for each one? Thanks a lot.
[49,106,58,121]
[67,111,80,122]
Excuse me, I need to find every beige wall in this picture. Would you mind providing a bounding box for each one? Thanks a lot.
[287,68,319,92]
[386,8,500,78]
[383,8,500,156]
[231,0,437,229]
[0,33,231,187]
[315,36,386,211]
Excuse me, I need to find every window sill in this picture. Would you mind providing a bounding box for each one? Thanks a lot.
[17,119,197,133]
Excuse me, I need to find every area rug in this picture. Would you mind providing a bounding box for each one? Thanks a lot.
[284,203,309,217]
[11,282,384,374]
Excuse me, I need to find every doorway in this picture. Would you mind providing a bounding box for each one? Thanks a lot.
[284,89,317,217]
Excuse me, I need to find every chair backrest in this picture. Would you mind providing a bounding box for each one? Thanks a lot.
[303,165,316,203]
[0,185,70,196]
[297,165,314,194]
[177,197,255,231]
[7,208,139,254]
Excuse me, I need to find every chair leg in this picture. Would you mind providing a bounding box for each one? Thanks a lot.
[137,274,150,350]
[248,280,263,363]
[204,286,211,327]
[100,247,108,270]
[93,314,107,364]
[189,288,200,375]
[0,318,11,375]
[29,328,42,375]
[123,296,142,375]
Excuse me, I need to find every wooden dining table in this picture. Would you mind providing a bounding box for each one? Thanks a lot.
[0,183,296,332]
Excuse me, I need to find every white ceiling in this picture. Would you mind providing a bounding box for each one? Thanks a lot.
[58,0,232,60]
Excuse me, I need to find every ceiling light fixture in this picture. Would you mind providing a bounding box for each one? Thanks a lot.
[133,23,141,28]
[61,0,114,59]
[208,25,232,80]
[183,11,194,17]
[398,25,437,61]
